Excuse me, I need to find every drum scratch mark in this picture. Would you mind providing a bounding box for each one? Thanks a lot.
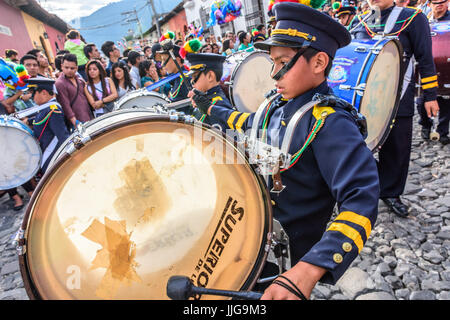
[113,158,172,227]
[81,217,142,299]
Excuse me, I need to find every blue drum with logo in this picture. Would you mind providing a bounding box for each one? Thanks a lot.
[0,115,41,189]
[328,37,403,151]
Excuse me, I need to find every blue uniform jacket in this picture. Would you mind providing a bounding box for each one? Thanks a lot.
[349,5,438,117]
[32,98,70,173]
[168,68,194,115]
[209,81,379,284]
[192,85,235,125]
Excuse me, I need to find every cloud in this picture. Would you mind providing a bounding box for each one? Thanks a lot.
[41,0,121,22]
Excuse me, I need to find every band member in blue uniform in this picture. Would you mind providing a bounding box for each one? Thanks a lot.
[27,76,69,173]
[349,0,439,217]
[417,0,450,145]
[184,51,235,124]
[157,38,193,115]
[191,2,379,300]
[336,4,357,26]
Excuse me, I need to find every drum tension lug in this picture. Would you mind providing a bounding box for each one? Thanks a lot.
[270,163,285,194]
[12,229,26,255]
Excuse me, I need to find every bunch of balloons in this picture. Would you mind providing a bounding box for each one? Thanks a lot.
[268,0,327,15]
[207,0,242,27]
[187,24,204,41]
[0,58,29,91]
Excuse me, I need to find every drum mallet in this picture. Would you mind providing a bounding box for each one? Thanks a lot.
[167,275,263,300]
[429,114,440,141]
[160,39,193,92]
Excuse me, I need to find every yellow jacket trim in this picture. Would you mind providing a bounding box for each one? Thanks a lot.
[271,28,316,41]
[211,96,223,103]
[227,111,240,130]
[335,211,372,239]
[422,81,438,90]
[327,222,364,253]
[235,113,250,132]
[421,75,437,83]
[312,106,335,120]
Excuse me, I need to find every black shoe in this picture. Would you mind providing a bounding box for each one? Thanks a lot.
[381,197,409,218]
[421,128,430,140]
[13,204,24,211]
[439,135,450,145]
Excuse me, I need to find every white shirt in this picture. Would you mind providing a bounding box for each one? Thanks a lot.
[130,66,141,88]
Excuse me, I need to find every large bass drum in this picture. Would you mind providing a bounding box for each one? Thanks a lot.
[18,109,272,299]
[113,89,170,110]
[0,115,41,189]
[222,51,275,113]
[430,21,450,97]
[328,37,403,151]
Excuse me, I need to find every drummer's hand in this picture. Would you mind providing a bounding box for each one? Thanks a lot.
[424,100,439,118]
[191,89,212,115]
[260,261,326,300]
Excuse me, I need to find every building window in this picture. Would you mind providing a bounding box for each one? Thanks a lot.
[243,0,265,31]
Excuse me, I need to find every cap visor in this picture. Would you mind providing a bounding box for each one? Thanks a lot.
[254,38,305,51]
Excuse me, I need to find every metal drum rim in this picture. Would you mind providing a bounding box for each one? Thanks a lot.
[19,114,273,299]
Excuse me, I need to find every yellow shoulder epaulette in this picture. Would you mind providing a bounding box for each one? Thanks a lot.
[212,96,223,103]
[312,105,336,121]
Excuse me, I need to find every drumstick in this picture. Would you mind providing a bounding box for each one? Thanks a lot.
[163,98,192,110]
[167,275,263,300]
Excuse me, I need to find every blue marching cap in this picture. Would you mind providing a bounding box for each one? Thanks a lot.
[185,53,226,75]
[25,76,56,92]
[336,6,357,17]
[254,3,351,58]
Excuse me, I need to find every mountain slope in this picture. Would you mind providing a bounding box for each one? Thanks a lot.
[69,0,181,51]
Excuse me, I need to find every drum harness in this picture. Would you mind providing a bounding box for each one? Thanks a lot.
[357,6,422,100]
[239,91,367,285]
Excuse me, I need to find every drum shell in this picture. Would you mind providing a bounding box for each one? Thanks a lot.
[328,38,403,152]
[430,21,450,97]
[19,111,273,300]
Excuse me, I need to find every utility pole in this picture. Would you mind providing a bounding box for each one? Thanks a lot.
[121,7,144,42]
[148,0,161,38]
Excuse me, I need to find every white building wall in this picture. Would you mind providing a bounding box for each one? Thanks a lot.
[183,0,270,38]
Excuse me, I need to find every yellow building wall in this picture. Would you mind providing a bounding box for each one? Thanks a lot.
[21,11,55,62]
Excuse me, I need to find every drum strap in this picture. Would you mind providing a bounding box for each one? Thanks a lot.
[41,136,58,169]
[383,7,403,35]
[401,57,415,99]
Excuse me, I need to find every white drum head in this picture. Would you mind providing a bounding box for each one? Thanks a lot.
[0,119,41,189]
[359,40,402,151]
[230,52,275,113]
[114,90,169,110]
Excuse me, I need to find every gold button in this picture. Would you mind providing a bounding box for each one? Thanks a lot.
[333,253,343,264]
[271,200,276,206]
[281,120,286,126]
[342,242,352,252]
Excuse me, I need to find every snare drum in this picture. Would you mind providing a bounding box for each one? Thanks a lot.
[0,115,41,189]
[328,37,403,151]
[430,21,450,97]
[222,51,275,113]
[113,89,170,111]
[19,108,273,299]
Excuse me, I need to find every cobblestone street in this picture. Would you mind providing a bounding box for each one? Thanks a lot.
[0,116,448,300]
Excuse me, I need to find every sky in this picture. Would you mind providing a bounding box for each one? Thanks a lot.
[37,0,122,22]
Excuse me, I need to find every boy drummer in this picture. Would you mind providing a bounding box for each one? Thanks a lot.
[190,2,379,300]
[184,51,236,124]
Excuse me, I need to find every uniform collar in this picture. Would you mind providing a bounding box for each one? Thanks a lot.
[439,10,450,21]
[381,4,396,17]
[206,85,222,96]
[281,80,331,119]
